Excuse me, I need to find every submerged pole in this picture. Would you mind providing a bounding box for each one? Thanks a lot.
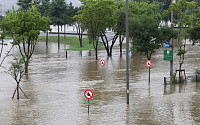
[88,99,89,114]
[170,0,175,76]
[126,0,129,104]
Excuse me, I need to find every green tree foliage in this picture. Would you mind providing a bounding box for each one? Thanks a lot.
[114,1,126,55]
[129,1,177,60]
[189,7,200,43]
[37,0,51,46]
[17,0,40,10]
[37,0,50,17]
[9,57,26,99]
[1,6,51,73]
[75,0,116,59]
[49,0,68,49]
[166,0,196,77]
[67,2,77,26]
[0,15,4,21]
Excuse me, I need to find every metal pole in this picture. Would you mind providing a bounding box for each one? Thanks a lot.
[88,99,89,114]
[126,0,129,104]
[149,67,150,85]
[170,0,175,76]
[102,67,103,80]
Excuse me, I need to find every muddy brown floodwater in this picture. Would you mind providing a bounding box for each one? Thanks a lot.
[0,40,200,125]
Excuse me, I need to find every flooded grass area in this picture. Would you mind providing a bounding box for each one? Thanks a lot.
[0,39,200,124]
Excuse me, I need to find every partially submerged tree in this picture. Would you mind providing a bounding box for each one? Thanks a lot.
[2,6,51,73]
[9,57,28,100]
[49,0,68,49]
[75,0,116,59]
[166,0,196,79]
[129,1,177,83]
[0,18,14,67]
[37,0,51,46]
[114,1,126,56]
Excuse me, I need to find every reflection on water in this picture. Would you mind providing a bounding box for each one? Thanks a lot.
[0,40,200,124]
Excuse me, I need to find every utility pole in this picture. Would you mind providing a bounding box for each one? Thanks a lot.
[170,0,175,76]
[126,0,129,104]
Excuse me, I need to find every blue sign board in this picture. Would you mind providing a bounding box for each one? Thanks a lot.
[129,50,132,56]
[165,43,170,49]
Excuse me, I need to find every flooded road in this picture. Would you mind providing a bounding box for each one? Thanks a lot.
[0,39,200,125]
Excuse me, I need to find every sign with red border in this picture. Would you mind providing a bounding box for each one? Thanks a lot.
[100,60,105,66]
[146,60,151,67]
[84,89,93,99]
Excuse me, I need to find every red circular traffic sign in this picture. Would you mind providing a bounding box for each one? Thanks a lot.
[146,60,151,67]
[84,89,93,99]
[100,60,105,66]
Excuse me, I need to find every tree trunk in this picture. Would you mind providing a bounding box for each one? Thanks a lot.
[58,25,60,49]
[25,59,29,74]
[89,38,91,44]
[101,34,109,56]
[17,82,19,100]
[179,62,182,78]
[95,48,98,60]
[64,25,66,39]
[79,29,83,47]
[119,35,122,55]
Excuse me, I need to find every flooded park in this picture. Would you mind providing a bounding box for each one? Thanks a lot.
[0,38,200,125]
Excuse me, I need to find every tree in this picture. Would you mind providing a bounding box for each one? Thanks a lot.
[17,0,40,10]
[189,7,200,44]
[166,0,196,79]
[129,1,177,83]
[37,0,51,47]
[2,6,51,74]
[9,57,28,100]
[0,16,14,67]
[49,0,68,49]
[114,1,126,56]
[75,0,116,59]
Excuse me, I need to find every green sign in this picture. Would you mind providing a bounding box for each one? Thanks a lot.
[164,50,173,61]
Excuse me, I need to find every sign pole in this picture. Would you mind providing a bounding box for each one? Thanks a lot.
[88,99,89,114]
[149,67,150,85]
[126,0,129,105]
[100,60,105,80]
[102,66,103,80]
[146,60,151,84]
[84,89,93,115]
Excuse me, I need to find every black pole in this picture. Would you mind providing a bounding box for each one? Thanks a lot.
[126,0,129,105]
[88,99,89,114]
[66,51,67,59]
[149,67,150,85]
[170,0,175,76]
[164,77,167,85]
[58,25,60,50]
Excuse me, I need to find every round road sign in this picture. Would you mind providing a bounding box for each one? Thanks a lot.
[146,60,151,67]
[165,43,170,49]
[84,89,93,99]
[100,60,105,66]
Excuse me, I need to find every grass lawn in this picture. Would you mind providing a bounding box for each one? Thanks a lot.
[38,36,103,51]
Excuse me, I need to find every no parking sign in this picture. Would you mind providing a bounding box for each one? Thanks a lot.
[84,89,93,99]
[146,60,151,67]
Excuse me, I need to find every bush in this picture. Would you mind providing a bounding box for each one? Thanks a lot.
[195,69,200,76]
[170,73,178,84]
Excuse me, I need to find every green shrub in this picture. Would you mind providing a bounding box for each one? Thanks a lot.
[195,69,200,76]
[170,73,178,84]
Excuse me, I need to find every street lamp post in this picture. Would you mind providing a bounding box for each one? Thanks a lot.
[126,0,129,104]
[170,0,175,76]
